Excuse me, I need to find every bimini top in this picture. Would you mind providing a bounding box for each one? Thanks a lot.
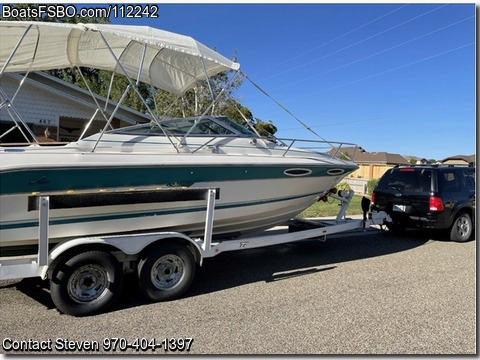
[0,21,240,95]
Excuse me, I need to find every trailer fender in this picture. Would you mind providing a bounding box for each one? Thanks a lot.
[41,232,203,279]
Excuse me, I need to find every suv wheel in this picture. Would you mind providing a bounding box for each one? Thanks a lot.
[450,212,473,242]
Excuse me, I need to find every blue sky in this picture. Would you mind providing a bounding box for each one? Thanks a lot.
[109,3,475,160]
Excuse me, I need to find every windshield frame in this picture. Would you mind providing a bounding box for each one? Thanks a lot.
[107,115,257,138]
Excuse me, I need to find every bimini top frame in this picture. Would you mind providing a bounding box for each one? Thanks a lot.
[0,21,241,149]
[0,21,359,161]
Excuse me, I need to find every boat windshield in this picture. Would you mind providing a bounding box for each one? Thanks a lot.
[109,116,256,137]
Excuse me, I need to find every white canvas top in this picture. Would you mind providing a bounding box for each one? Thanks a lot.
[0,21,240,95]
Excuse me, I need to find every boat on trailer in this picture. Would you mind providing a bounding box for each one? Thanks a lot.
[0,21,359,255]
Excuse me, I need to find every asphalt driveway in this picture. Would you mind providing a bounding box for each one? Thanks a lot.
[0,227,475,355]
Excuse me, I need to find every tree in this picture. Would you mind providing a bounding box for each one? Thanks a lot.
[153,74,277,137]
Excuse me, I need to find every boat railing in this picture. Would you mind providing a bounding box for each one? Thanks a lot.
[171,132,359,160]
[274,137,359,160]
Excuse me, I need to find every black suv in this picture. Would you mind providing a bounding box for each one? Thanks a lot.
[371,165,475,242]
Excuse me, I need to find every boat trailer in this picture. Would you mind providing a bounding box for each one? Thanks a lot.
[0,187,391,316]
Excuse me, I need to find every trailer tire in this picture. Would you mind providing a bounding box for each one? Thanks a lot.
[138,243,195,302]
[50,251,123,317]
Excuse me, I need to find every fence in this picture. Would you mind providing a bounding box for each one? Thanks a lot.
[343,178,370,195]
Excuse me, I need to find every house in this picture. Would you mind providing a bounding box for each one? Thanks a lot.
[439,155,475,166]
[326,147,409,194]
[329,146,409,179]
[0,71,151,143]
[350,151,410,179]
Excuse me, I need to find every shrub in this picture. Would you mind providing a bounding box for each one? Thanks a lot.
[366,178,379,195]
[336,182,350,191]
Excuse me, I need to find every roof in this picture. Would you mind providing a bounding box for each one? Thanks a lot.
[440,155,476,165]
[328,147,409,165]
[329,146,474,166]
[353,151,410,165]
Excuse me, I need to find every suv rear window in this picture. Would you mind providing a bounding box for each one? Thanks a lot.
[377,168,432,193]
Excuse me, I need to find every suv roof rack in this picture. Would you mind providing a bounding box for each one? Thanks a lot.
[393,164,474,169]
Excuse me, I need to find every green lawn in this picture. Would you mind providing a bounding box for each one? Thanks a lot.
[299,195,370,218]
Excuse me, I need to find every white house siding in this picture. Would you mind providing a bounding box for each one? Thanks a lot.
[0,74,102,129]
[1,72,150,142]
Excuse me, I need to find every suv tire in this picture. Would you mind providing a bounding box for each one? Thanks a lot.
[450,212,473,242]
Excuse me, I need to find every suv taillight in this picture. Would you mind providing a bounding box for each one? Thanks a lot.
[429,196,444,212]
[371,192,376,206]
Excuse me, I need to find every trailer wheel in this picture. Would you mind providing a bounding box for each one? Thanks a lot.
[138,243,195,302]
[50,251,123,316]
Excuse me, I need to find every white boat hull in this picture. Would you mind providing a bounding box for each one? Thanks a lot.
[0,175,346,251]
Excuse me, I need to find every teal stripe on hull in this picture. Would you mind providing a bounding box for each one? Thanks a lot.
[0,190,320,231]
[0,164,354,195]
